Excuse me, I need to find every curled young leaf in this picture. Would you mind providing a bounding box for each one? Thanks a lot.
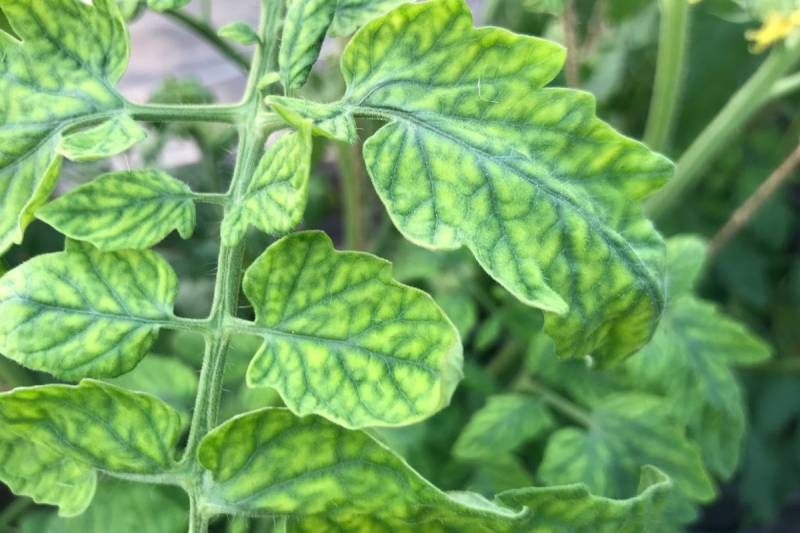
[222,122,313,246]
[282,0,673,364]
[0,0,142,254]
[242,231,463,428]
[0,241,179,379]
[218,22,260,46]
[0,380,182,474]
[37,170,196,251]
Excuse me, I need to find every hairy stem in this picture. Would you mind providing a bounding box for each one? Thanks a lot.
[162,9,250,72]
[180,2,286,530]
[337,140,367,250]
[646,41,800,220]
[708,143,800,257]
[644,0,691,151]
[127,102,246,124]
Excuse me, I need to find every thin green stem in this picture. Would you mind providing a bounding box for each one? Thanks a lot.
[191,192,230,206]
[644,0,691,151]
[646,40,800,220]
[336,141,366,250]
[769,70,800,100]
[163,9,250,72]
[0,498,33,531]
[127,102,246,124]
[516,376,593,427]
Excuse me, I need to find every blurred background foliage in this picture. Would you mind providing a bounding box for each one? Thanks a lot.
[1,0,799,531]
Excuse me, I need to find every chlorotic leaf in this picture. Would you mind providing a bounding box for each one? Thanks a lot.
[538,393,715,505]
[0,427,97,517]
[218,21,260,46]
[0,0,137,255]
[498,466,672,533]
[454,394,554,460]
[333,0,672,363]
[58,115,148,162]
[269,96,357,143]
[0,380,182,474]
[329,0,408,36]
[146,0,190,11]
[222,123,313,246]
[243,231,463,428]
[625,236,772,478]
[37,170,196,251]
[664,234,707,299]
[0,241,179,379]
[280,0,338,89]
[197,408,524,530]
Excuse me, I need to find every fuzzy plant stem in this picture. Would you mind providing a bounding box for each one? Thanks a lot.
[646,40,800,221]
[163,9,251,72]
[644,0,691,151]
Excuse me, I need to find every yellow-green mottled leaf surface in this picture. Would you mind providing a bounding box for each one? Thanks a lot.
[538,393,715,505]
[222,123,313,246]
[197,408,524,530]
[625,236,771,478]
[329,0,408,36]
[319,0,671,364]
[0,380,182,474]
[0,241,178,379]
[0,0,137,255]
[0,427,96,516]
[454,394,554,459]
[243,231,463,428]
[218,22,260,45]
[280,0,338,89]
[270,97,357,143]
[58,115,148,162]
[497,466,671,533]
[37,170,196,251]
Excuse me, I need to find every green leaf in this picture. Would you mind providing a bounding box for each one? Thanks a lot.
[218,21,260,46]
[269,96,357,143]
[625,236,771,478]
[498,466,672,533]
[197,407,524,530]
[0,241,179,379]
[222,123,313,246]
[58,115,148,162]
[22,481,188,533]
[107,353,198,410]
[0,0,138,255]
[454,394,554,460]
[538,393,715,505]
[37,170,196,251]
[329,0,408,36]
[308,0,672,363]
[147,0,190,11]
[242,231,463,429]
[0,427,96,516]
[0,380,182,474]
[281,0,338,89]
[664,234,706,299]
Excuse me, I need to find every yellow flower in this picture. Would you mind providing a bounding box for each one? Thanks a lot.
[746,7,800,53]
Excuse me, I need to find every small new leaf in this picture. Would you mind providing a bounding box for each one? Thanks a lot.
[0,380,182,474]
[454,394,555,460]
[38,170,196,251]
[222,123,313,246]
[59,115,148,162]
[0,241,179,379]
[197,408,524,530]
[218,22,260,46]
[243,231,463,428]
[269,97,357,143]
[0,0,139,254]
[0,427,96,516]
[281,0,338,89]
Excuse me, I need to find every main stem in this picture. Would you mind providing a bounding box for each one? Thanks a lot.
[646,40,800,220]
[183,2,285,531]
[644,0,690,151]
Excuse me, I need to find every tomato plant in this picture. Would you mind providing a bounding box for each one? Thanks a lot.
[0,0,798,531]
